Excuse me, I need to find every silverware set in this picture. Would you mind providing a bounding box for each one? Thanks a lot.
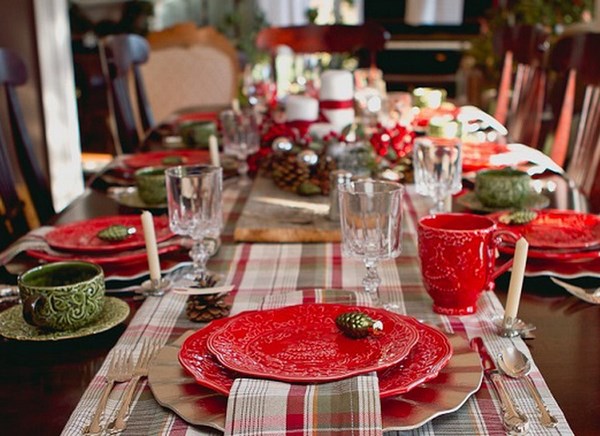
[471,337,557,433]
[84,340,158,435]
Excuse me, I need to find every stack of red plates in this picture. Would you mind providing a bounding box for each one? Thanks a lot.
[178,303,453,398]
[26,215,183,278]
[490,209,600,262]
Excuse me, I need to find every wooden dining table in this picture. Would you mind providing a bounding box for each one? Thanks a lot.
[1,164,599,435]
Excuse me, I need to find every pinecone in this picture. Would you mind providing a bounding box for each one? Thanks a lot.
[185,294,231,322]
[185,273,232,322]
[335,311,384,339]
[312,155,337,195]
[499,210,538,225]
[271,151,311,193]
[97,224,134,242]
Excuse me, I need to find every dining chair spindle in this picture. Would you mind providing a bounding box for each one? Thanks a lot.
[0,48,55,249]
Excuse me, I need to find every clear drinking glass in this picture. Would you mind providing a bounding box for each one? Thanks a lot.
[219,109,260,185]
[338,180,405,307]
[165,165,222,280]
[413,137,462,213]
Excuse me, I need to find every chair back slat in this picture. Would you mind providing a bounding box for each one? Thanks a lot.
[101,34,153,154]
[492,25,549,147]
[0,48,54,244]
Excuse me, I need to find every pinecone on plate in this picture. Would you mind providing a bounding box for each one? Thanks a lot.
[335,311,384,339]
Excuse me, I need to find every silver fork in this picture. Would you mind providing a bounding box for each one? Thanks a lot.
[107,340,158,432]
[84,349,133,434]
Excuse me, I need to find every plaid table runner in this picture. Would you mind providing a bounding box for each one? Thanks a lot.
[61,184,574,435]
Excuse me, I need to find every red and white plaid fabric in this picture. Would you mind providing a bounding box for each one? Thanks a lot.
[59,183,574,436]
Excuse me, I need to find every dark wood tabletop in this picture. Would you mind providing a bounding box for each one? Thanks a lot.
[1,175,599,435]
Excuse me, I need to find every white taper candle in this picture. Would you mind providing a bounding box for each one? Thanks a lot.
[231,98,240,113]
[209,135,220,167]
[141,211,161,282]
[504,237,529,322]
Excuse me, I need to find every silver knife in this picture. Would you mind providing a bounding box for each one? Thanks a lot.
[471,337,529,434]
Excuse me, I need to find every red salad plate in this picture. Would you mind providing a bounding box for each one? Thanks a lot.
[489,209,600,250]
[122,150,210,170]
[498,243,600,261]
[44,215,173,253]
[205,304,420,383]
[462,141,512,172]
[179,313,452,398]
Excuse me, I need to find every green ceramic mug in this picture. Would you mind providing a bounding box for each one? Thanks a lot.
[18,261,105,331]
[135,166,167,205]
[475,168,532,208]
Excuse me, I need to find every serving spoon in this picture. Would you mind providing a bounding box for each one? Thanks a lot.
[497,347,558,428]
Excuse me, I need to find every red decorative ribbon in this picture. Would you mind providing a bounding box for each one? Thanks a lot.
[319,99,354,110]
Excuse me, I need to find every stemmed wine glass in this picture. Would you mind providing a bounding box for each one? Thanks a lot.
[165,165,222,281]
[220,109,260,185]
[413,136,462,213]
[338,179,405,308]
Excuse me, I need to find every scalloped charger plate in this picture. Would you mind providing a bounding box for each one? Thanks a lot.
[149,331,482,432]
[0,297,129,341]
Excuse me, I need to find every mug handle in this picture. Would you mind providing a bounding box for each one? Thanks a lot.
[490,229,521,282]
[22,294,50,328]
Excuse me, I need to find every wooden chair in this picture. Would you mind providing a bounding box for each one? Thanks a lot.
[255,23,389,84]
[100,34,153,154]
[492,25,549,147]
[547,32,600,212]
[0,48,54,248]
[143,23,239,124]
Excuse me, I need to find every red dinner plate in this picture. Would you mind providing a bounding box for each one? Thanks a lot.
[26,243,182,267]
[489,209,600,250]
[204,304,420,383]
[175,112,218,124]
[122,150,210,170]
[178,313,452,398]
[44,215,173,253]
[498,243,600,261]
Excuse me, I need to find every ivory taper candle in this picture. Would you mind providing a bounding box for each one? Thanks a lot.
[504,237,529,323]
[141,211,161,282]
[208,135,220,167]
[231,98,240,113]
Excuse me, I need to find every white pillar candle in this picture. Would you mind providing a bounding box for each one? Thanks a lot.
[320,70,354,100]
[285,95,319,121]
[141,211,161,282]
[208,134,220,167]
[321,108,355,132]
[504,237,529,322]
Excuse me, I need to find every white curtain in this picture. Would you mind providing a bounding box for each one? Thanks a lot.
[257,0,310,26]
[405,0,464,26]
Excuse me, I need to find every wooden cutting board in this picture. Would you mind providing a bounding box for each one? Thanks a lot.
[234,176,341,242]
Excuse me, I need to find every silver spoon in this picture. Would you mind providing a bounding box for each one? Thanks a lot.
[550,277,600,304]
[497,347,558,428]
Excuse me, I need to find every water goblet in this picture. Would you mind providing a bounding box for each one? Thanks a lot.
[165,165,222,280]
[338,180,405,308]
[413,136,462,213]
[220,109,260,185]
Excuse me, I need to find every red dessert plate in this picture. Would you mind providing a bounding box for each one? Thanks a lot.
[489,209,600,250]
[122,150,210,170]
[179,313,452,397]
[204,304,420,383]
[26,243,181,267]
[44,215,173,253]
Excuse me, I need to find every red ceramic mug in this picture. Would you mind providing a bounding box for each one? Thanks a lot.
[417,213,518,315]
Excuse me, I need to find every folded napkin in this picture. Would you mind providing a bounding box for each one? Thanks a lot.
[225,375,382,436]
[0,226,53,266]
[224,288,382,435]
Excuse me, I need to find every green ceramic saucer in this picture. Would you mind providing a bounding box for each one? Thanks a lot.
[0,297,129,341]
[457,191,550,213]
